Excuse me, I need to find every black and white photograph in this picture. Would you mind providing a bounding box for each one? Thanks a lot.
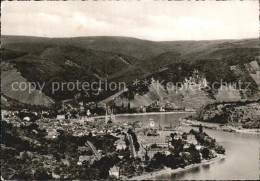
[1,1,260,180]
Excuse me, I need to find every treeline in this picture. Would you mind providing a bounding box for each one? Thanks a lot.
[127,129,140,152]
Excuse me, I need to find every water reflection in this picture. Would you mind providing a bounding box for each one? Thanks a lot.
[201,164,210,170]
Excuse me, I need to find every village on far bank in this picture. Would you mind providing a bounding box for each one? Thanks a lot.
[3,90,260,137]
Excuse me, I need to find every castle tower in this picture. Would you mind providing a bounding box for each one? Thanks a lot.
[148,118,155,128]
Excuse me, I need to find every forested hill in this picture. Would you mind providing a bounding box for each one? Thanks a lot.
[1,35,259,106]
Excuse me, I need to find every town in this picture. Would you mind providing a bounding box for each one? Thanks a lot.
[2,104,226,180]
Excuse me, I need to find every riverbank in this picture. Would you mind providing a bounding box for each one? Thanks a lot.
[92,111,196,119]
[116,111,196,117]
[129,154,226,180]
[182,119,259,135]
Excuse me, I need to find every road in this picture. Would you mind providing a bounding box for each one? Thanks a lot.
[86,141,101,160]
[127,134,137,158]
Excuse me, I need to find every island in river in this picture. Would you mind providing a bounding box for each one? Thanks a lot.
[124,128,226,179]
[119,125,226,179]
[115,112,259,180]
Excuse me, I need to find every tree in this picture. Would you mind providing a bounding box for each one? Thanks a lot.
[214,145,225,154]
[187,144,201,163]
[201,147,210,159]
[134,142,140,152]
[124,136,130,147]
[14,169,34,180]
[81,168,100,180]
[170,133,177,140]
[146,152,166,171]
[128,102,131,111]
[172,139,184,155]
[88,132,93,138]
[199,124,203,133]
[34,167,52,180]
[166,154,179,169]
[136,165,144,175]
[145,150,149,161]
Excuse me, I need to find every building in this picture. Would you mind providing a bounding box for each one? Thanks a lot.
[147,148,168,160]
[139,134,169,147]
[142,106,146,113]
[23,117,31,121]
[160,107,165,112]
[57,115,65,120]
[148,119,155,128]
[186,134,198,145]
[77,155,95,165]
[185,108,196,112]
[109,166,120,178]
[115,139,127,150]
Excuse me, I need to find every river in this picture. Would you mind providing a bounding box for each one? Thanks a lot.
[115,112,259,180]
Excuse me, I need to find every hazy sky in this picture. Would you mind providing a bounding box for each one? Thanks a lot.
[1,1,259,41]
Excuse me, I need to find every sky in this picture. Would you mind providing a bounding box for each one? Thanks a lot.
[1,1,259,41]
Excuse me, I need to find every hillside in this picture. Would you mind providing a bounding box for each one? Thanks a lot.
[102,60,260,110]
[196,102,260,128]
[2,41,144,102]
[2,35,170,60]
[1,62,54,106]
[1,35,259,106]
[3,36,258,61]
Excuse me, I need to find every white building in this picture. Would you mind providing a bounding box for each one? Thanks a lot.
[109,166,120,178]
[148,119,155,128]
[57,115,65,120]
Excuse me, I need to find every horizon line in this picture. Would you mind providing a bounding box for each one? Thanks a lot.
[2,34,259,42]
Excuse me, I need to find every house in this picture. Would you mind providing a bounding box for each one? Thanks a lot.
[141,106,146,113]
[230,65,236,71]
[57,115,65,120]
[78,146,90,153]
[115,139,127,150]
[61,159,70,166]
[46,129,58,139]
[23,117,31,121]
[186,134,198,145]
[19,151,33,158]
[146,148,168,160]
[160,107,165,112]
[77,155,94,165]
[109,166,120,178]
[52,172,60,179]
